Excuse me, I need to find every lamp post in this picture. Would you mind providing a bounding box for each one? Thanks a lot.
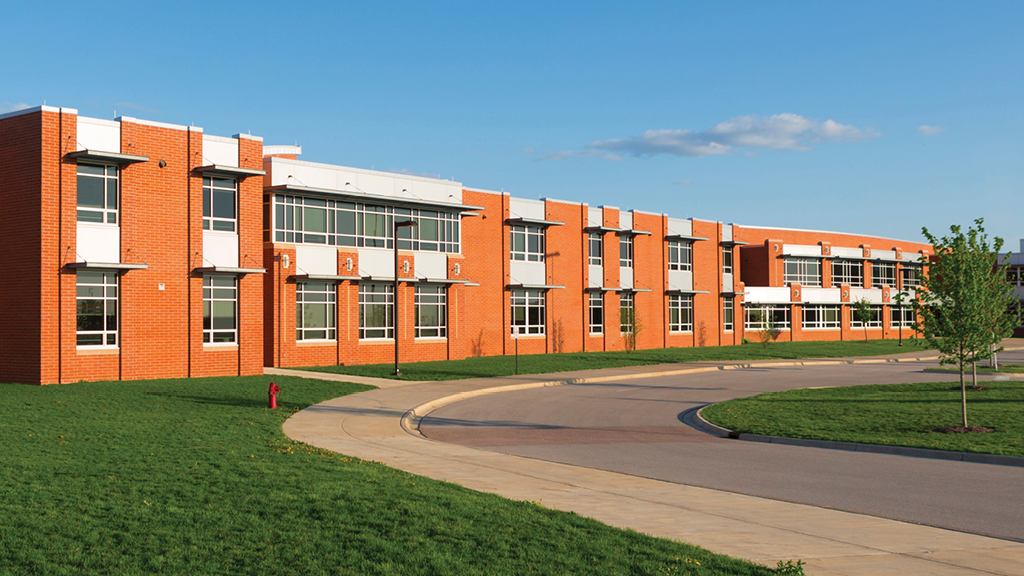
[393,219,417,376]
[894,290,908,346]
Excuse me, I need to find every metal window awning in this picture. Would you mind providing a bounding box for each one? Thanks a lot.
[583,225,621,233]
[720,240,749,246]
[266,184,485,212]
[416,278,473,285]
[616,228,653,236]
[66,261,148,271]
[194,165,266,179]
[665,289,710,294]
[506,217,565,227]
[66,150,149,165]
[361,276,418,283]
[194,266,266,275]
[584,286,619,291]
[720,291,747,296]
[292,274,361,282]
[665,234,710,242]
[507,283,565,290]
[618,287,653,293]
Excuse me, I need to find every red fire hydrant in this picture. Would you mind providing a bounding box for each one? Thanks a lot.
[268,381,281,409]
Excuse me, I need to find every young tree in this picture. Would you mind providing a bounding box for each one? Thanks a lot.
[752,309,780,349]
[915,219,1017,427]
[852,297,873,342]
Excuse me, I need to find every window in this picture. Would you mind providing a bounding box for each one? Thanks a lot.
[511,225,544,262]
[77,164,118,224]
[668,241,692,271]
[588,292,603,334]
[802,305,841,329]
[851,305,883,328]
[620,236,633,268]
[832,259,864,287]
[723,299,734,331]
[873,262,896,287]
[901,263,923,289]
[415,285,447,338]
[271,195,460,253]
[783,257,821,286]
[890,306,915,328]
[203,177,237,232]
[359,283,394,339]
[669,294,694,333]
[588,233,603,266]
[203,276,237,343]
[76,271,117,347]
[296,282,336,341]
[619,292,635,333]
[745,305,791,329]
[511,289,545,335]
[723,246,733,274]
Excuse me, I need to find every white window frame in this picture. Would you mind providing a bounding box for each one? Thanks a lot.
[359,283,394,340]
[745,305,791,330]
[668,241,692,271]
[296,282,337,342]
[588,292,603,335]
[783,257,822,287]
[511,289,546,335]
[203,276,238,344]
[831,259,864,287]
[76,163,119,225]
[851,305,883,328]
[669,294,694,333]
[76,271,118,348]
[415,284,447,339]
[723,246,733,274]
[802,305,841,329]
[901,263,923,289]
[588,232,603,266]
[890,305,915,328]
[620,236,634,268]
[511,225,545,262]
[873,261,897,288]
[619,292,635,334]
[203,177,238,232]
[723,298,734,332]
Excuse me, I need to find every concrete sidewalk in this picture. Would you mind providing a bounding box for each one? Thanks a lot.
[282,353,1024,576]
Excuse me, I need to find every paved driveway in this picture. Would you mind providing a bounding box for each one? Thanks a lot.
[421,351,1024,541]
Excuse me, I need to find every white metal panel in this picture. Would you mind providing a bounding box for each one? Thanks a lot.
[801,287,841,303]
[295,245,337,276]
[874,250,898,261]
[831,246,863,258]
[783,244,822,257]
[619,267,633,289]
[203,135,239,167]
[588,207,602,228]
[509,197,544,220]
[76,223,119,263]
[588,264,603,288]
[619,211,633,230]
[666,217,692,237]
[668,269,693,291]
[203,231,239,268]
[722,224,733,242]
[415,252,447,279]
[358,248,394,278]
[510,260,545,285]
[266,159,465,204]
[850,288,884,304]
[745,286,791,303]
[722,272,734,291]
[76,117,120,153]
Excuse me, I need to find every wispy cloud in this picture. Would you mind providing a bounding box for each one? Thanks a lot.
[918,125,946,135]
[672,179,695,185]
[0,102,31,114]
[546,113,880,160]
[514,146,536,154]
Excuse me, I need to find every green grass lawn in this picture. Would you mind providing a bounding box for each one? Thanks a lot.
[1,376,782,576]
[298,339,934,381]
[702,381,1024,457]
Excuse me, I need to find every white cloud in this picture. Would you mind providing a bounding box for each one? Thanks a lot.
[918,125,946,135]
[514,146,536,154]
[0,102,31,114]
[672,179,695,185]
[541,149,624,161]
[548,113,880,160]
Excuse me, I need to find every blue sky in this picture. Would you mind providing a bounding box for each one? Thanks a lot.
[2,1,1021,247]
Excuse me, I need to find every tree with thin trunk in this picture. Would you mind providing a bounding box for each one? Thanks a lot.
[852,297,873,342]
[915,219,1017,427]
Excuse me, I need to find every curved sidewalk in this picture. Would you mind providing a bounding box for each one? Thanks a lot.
[280,354,1024,576]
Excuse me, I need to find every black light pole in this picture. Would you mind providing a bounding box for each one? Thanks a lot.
[393,219,417,376]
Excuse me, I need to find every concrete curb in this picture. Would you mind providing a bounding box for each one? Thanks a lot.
[693,405,1024,468]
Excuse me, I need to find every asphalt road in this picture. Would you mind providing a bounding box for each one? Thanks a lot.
[420,351,1024,542]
